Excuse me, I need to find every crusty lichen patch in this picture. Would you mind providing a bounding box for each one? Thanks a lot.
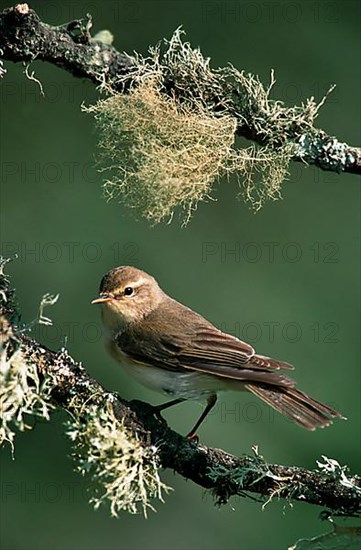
[84,29,330,224]
[208,446,293,507]
[67,397,170,517]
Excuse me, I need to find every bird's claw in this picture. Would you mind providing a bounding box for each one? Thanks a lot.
[187,432,200,444]
[151,405,167,424]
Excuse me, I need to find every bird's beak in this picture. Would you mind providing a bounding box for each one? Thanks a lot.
[91,295,113,305]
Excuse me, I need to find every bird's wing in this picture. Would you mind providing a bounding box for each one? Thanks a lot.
[180,326,254,367]
[179,326,293,369]
[117,314,294,387]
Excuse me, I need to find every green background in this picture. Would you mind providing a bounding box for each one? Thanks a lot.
[0,1,360,549]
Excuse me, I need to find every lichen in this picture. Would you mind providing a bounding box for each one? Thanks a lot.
[0,320,54,451]
[317,456,361,493]
[208,446,293,507]
[66,396,170,517]
[84,29,330,224]
[0,259,57,451]
[85,80,237,225]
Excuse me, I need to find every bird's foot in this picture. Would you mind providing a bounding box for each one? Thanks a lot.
[186,432,200,444]
[150,404,168,425]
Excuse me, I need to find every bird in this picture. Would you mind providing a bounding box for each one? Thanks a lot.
[92,266,344,438]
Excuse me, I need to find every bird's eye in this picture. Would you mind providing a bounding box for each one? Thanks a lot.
[124,287,134,296]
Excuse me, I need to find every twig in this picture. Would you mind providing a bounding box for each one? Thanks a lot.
[0,4,360,175]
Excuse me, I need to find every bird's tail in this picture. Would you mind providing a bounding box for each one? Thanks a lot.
[245,383,345,430]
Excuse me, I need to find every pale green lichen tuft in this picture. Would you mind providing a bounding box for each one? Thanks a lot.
[85,29,330,224]
[0,267,57,451]
[230,142,294,211]
[85,81,237,225]
[0,322,54,451]
[67,397,170,517]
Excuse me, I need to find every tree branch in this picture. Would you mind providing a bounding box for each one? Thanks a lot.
[1,263,360,517]
[0,3,360,176]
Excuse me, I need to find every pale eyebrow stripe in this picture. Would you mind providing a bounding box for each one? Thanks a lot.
[130,277,150,288]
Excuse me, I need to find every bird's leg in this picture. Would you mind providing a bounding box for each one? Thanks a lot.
[152,397,185,424]
[152,398,186,423]
[187,394,217,441]
[154,397,186,412]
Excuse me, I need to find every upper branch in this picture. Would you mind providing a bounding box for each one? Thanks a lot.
[0,4,133,86]
[0,264,360,517]
[0,3,360,175]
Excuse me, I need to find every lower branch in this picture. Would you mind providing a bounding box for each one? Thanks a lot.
[0,263,360,517]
